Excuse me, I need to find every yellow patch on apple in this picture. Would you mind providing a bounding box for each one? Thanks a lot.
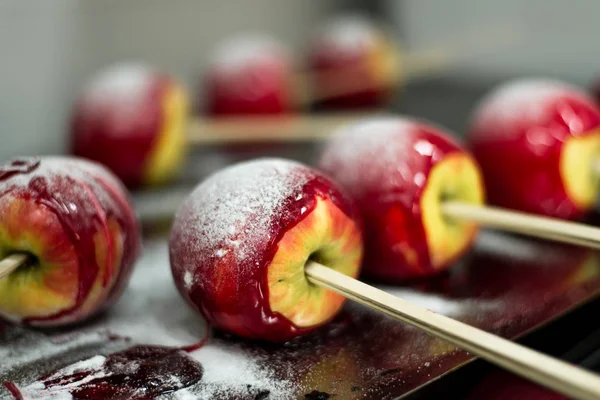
[267,196,362,328]
[0,197,79,320]
[366,34,402,91]
[143,83,189,186]
[560,131,600,211]
[421,153,485,269]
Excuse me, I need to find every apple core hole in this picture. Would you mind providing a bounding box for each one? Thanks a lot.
[440,190,460,225]
[305,251,328,287]
[7,251,40,274]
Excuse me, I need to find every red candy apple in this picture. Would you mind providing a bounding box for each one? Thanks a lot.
[0,156,140,326]
[71,63,189,188]
[307,13,401,109]
[169,158,363,341]
[319,117,485,281]
[203,34,295,116]
[468,79,600,220]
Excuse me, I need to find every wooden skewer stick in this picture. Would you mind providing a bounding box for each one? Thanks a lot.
[187,113,384,145]
[0,253,28,279]
[593,159,600,176]
[442,202,600,250]
[305,261,600,400]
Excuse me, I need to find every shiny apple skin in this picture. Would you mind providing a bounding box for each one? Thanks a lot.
[203,36,294,116]
[319,118,477,281]
[204,62,293,116]
[169,159,362,342]
[71,67,174,188]
[0,156,140,326]
[468,79,600,220]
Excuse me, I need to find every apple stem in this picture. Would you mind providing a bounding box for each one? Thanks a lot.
[0,253,29,279]
[441,201,600,250]
[305,261,600,400]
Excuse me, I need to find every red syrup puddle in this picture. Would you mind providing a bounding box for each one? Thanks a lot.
[5,345,204,400]
[4,327,212,400]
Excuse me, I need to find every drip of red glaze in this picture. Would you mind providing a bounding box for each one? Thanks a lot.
[0,159,40,181]
[181,325,212,353]
[3,382,23,400]
[21,174,110,324]
[7,346,204,400]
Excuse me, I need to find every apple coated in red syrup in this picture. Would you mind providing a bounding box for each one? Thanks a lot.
[468,79,600,220]
[71,63,189,188]
[169,158,363,342]
[203,34,296,116]
[308,13,401,109]
[319,117,485,281]
[0,157,140,326]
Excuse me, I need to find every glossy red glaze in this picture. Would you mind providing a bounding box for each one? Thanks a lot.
[0,157,140,326]
[203,54,293,116]
[319,118,469,281]
[468,79,600,219]
[169,159,361,342]
[308,46,389,110]
[71,66,172,188]
[7,345,203,399]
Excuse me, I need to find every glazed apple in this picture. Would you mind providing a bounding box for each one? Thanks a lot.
[468,79,600,220]
[319,117,485,281]
[203,34,295,116]
[71,63,189,188]
[307,13,401,109]
[0,156,140,326]
[169,158,363,341]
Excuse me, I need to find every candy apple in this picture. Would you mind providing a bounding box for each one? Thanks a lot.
[319,117,485,281]
[468,79,600,220]
[169,158,363,341]
[0,156,140,326]
[71,63,189,188]
[307,13,401,109]
[203,34,295,116]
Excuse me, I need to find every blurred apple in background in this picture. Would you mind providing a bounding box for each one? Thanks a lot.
[71,63,189,188]
[307,13,401,110]
[202,34,296,116]
[468,79,600,220]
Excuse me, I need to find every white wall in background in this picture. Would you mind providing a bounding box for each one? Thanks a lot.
[0,0,329,160]
[389,0,600,86]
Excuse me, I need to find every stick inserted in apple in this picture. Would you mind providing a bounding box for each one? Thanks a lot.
[169,158,363,342]
[318,116,600,281]
[0,156,140,326]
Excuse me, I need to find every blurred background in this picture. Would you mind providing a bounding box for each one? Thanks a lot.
[1,0,599,161]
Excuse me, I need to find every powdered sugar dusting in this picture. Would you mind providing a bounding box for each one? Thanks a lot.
[209,33,289,73]
[84,63,154,104]
[171,158,313,295]
[316,13,381,52]
[15,356,107,400]
[376,286,504,318]
[175,343,292,399]
[319,117,427,196]
[78,63,158,137]
[470,78,588,138]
